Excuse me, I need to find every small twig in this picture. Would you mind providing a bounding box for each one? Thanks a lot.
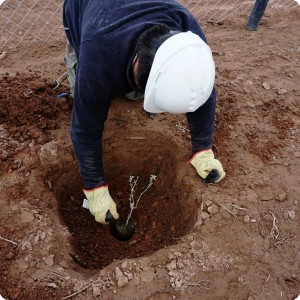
[0,235,18,246]
[265,274,271,284]
[242,226,251,237]
[220,204,236,219]
[61,279,100,300]
[227,203,247,211]
[186,280,209,290]
[269,211,279,242]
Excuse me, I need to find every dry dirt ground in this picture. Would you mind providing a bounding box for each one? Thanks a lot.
[0,7,300,300]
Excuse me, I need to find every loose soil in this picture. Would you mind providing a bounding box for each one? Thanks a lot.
[0,7,300,300]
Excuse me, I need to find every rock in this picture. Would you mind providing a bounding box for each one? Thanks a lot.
[294,151,300,158]
[283,211,289,219]
[21,210,35,223]
[117,276,128,287]
[244,80,253,85]
[205,200,213,207]
[121,261,128,269]
[201,212,210,220]
[262,82,270,90]
[115,267,123,280]
[276,192,287,201]
[277,88,287,95]
[93,286,101,297]
[243,215,250,223]
[166,260,177,271]
[207,204,219,214]
[44,255,55,266]
[173,252,182,257]
[174,278,182,288]
[0,51,8,60]
[288,211,295,220]
[250,219,257,223]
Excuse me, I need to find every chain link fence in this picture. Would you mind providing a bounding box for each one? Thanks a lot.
[0,0,299,51]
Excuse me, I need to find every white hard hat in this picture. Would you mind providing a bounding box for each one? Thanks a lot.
[144,31,215,114]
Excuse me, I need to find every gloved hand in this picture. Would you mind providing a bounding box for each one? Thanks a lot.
[190,149,226,183]
[83,185,119,224]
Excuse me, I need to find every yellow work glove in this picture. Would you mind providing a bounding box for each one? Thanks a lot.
[83,185,119,224]
[190,149,226,183]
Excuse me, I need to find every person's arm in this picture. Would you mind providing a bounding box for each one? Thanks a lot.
[185,18,226,183]
[71,44,119,223]
[186,87,216,153]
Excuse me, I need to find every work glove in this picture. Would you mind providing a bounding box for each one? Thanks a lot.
[190,149,226,183]
[83,185,119,224]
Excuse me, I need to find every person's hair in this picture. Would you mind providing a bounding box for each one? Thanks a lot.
[134,24,178,92]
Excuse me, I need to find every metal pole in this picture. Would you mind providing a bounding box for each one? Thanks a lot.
[246,0,270,31]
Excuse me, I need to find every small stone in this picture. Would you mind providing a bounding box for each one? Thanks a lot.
[262,82,270,90]
[250,219,257,223]
[121,261,128,269]
[117,276,128,287]
[248,296,255,300]
[44,255,55,266]
[115,267,123,280]
[243,215,250,223]
[244,80,253,85]
[174,278,182,288]
[93,286,101,297]
[277,88,287,95]
[21,210,35,223]
[207,204,219,214]
[283,211,289,219]
[167,260,177,271]
[276,192,287,201]
[293,151,300,158]
[201,212,210,220]
[205,200,213,207]
[288,211,295,220]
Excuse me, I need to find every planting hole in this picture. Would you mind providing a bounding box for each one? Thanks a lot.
[50,130,197,269]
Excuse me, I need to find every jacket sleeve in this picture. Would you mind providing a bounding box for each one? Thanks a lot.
[185,16,217,154]
[70,44,113,189]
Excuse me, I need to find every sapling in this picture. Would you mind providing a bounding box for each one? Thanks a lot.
[126,175,157,225]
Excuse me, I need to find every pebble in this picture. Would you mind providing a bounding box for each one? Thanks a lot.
[243,215,250,223]
[93,286,101,297]
[288,211,295,220]
[262,82,270,90]
[115,267,123,280]
[207,204,219,214]
[276,192,287,201]
[117,276,128,287]
[283,211,289,220]
[294,151,300,158]
[121,261,128,269]
[201,212,210,220]
[174,278,182,288]
[277,88,287,95]
[205,200,213,207]
[44,255,55,266]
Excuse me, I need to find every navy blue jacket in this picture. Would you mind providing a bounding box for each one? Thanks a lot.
[63,0,216,189]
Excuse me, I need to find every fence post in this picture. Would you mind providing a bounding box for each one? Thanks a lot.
[246,0,270,31]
